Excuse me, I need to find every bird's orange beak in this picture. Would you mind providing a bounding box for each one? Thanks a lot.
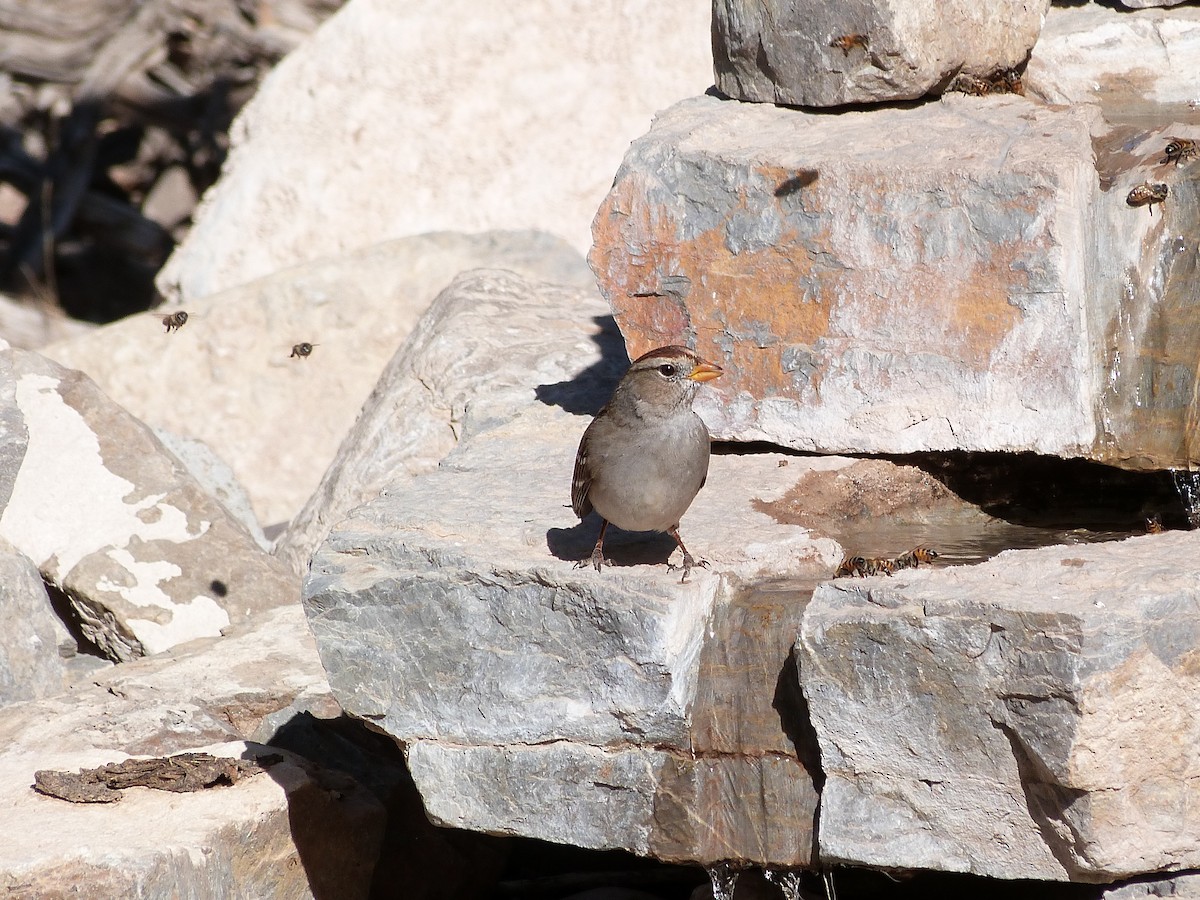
[688,361,724,383]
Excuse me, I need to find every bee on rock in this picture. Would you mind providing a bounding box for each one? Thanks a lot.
[1162,138,1197,167]
[1126,182,1169,216]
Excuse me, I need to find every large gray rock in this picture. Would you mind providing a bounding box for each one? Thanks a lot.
[0,603,381,898]
[712,0,1049,106]
[156,0,712,303]
[799,531,1200,881]
[0,349,297,661]
[46,230,590,529]
[303,270,839,865]
[0,538,71,706]
[590,93,1200,473]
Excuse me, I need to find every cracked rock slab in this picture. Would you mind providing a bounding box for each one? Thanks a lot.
[798,532,1200,881]
[303,270,838,865]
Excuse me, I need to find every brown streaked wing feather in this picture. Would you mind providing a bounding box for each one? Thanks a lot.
[571,424,595,518]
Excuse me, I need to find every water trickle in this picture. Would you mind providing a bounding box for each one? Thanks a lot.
[1171,469,1200,527]
[763,868,806,900]
[707,861,742,900]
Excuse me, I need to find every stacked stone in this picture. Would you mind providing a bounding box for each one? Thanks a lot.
[583,0,1200,888]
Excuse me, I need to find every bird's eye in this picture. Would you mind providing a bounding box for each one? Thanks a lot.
[657,364,677,377]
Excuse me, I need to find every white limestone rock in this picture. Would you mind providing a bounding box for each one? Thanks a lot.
[799,532,1200,881]
[155,0,712,303]
[0,349,297,661]
[0,292,94,350]
[1105,872,1200,898]
[1,739,380,898]
[712,0,1050,106]
[1026,4,1200,109]
[1119,0,1191,7]
[46,230,590,529]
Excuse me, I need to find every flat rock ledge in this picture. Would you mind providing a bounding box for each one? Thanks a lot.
[0,603,382,898]
[801,531,1200,882]
[303,271,840,867]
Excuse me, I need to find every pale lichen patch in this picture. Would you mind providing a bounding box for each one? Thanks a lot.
[97,548,229,655]
[0,374,211,581]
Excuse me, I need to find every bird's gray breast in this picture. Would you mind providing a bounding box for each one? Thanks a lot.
[586,411,710,534]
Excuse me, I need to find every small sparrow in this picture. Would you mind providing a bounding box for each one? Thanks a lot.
[571,345,723,582]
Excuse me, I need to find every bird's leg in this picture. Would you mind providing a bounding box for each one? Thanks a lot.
[666,526,709,583]
[575,519,612,572]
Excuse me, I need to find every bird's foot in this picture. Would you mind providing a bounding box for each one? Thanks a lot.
[667,551,709,584]
[574,545,612,573]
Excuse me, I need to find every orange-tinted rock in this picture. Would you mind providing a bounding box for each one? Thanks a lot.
[591,94,1200,471]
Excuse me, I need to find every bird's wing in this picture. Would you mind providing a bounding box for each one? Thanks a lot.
[571,423,595,519]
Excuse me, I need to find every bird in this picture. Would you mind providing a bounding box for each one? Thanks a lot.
[571,344,723,582]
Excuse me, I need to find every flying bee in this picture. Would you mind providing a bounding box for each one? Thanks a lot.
[1161,138,1197,167]
[834,555,868,578]
[1126,182,1169,216]
[829,33,868,56]
[290,342,316,359]
[158,310,189,333]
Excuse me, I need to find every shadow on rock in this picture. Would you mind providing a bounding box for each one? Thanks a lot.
[547,517,680,569]
[534,315,628,416]
[261,711,509,900]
